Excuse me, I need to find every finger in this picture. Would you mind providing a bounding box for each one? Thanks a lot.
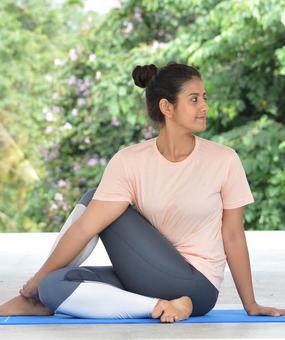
[264,308,280,317]
[277,309,285,316]
[20,290,26,296]
[263,309,278,316]
[165,315,171,323]
[160,312,168,323]
[268,307,282,317]
[20,292,27,298]
[165,314,174,323]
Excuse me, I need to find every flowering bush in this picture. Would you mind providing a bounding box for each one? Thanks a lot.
[3,0,285,231]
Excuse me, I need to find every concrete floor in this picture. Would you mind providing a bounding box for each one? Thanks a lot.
[0,231,285,339]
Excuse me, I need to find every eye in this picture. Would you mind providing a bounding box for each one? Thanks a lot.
[191,96,208,102]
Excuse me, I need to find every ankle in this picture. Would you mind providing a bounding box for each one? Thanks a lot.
[180,296,193,314]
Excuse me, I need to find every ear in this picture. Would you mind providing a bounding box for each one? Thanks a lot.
[159,98,174,119]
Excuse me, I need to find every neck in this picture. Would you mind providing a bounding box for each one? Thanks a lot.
[156,128,195,162]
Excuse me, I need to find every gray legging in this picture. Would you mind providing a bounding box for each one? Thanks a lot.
[38,188,219,317]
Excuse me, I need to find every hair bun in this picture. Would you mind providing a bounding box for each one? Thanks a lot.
[132,64,158,88]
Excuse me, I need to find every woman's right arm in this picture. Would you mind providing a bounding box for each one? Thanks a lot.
[20,199,130,298]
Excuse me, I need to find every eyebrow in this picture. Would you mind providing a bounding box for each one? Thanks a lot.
[189,92,207,96]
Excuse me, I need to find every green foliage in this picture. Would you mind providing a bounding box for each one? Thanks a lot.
[1,0,285,231]
[0,0,87,231]
[212,116,285,230]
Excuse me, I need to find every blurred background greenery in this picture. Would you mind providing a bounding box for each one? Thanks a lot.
[0,0,284,232]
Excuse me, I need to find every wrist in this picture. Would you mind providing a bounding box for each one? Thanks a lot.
[243,300,257,310]
[33,270,47,282]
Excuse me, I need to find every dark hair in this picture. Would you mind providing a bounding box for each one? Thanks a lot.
[132,61,202,128]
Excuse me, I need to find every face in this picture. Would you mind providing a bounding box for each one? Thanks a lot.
[159,77,209,132]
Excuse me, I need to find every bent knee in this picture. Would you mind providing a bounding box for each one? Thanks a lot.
[38,267,80,312]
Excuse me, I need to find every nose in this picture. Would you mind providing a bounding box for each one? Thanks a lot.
[200,102,208,114]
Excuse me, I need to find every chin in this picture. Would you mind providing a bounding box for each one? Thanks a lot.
[193,125,206,132]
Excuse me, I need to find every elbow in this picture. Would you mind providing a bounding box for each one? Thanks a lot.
[222,229,245,244]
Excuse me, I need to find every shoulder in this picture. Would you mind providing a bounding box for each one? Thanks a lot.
[197,135,236,161]
[116,138,154,160]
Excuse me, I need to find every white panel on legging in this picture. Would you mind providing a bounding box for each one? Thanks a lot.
[56,281,159,319]
[48,203,99,266]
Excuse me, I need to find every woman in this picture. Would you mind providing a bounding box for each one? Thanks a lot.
[1,62,284,323]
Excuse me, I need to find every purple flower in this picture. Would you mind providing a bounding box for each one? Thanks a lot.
[50,203,58,210]
[77,83,87,94]
[54,58,65,67]
[68,75,77,86]
[52,106,62,114]
[40,145,59,161]
[84,136,91,144]
[143,126,156,139]
[63,122,72,130]
[71,108,78,116]
[83,90,90,97]
[45,126,54,134]
[73,163,81,171]
[76,79,92,94]
[45,111,56,122]
[54,193,63,201]
[77,98,86,107]
[151,40,166,51]
[57,179,67,188]
[69,48,78,62]
[87,158,98,166]
[111,116,121,126]
[89,54,97,62]
[134,7,143,23]
[84,79,92,87]
[123,22,133,35]
[99,158,107,166]
[49,149,59,161]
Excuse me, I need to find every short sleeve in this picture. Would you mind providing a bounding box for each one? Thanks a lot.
[221,151,255,209]
[92,150,134,204]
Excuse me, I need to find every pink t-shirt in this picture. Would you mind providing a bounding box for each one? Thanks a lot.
[92,134,255,291]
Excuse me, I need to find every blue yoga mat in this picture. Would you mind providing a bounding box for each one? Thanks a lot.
[1,309,285,325]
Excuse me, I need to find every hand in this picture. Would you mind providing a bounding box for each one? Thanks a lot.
[245,302,285,317]
[19,275,41,300]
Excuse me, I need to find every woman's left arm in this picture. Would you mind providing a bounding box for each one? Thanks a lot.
[222,207,285,317]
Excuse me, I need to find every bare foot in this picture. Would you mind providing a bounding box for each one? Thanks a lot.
[0,295,53,316]
[152,296,193,323]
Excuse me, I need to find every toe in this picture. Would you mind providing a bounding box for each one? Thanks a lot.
[167,316,174,323]
[152,299,166,318]
[152,305,163,318]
